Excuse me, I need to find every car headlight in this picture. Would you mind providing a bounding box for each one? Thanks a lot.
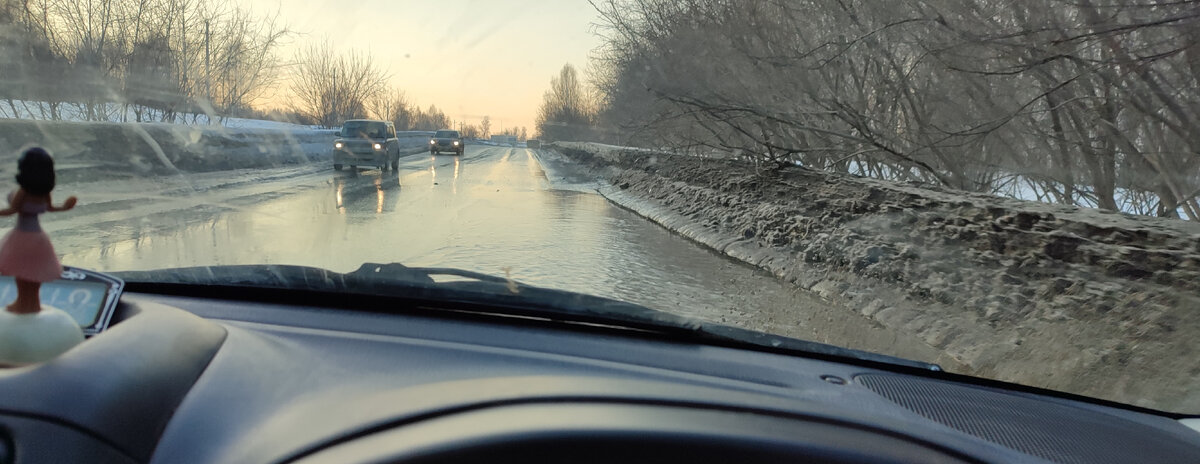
[334,142,343,149]
[373,143,383,150]
[453,141,459,146]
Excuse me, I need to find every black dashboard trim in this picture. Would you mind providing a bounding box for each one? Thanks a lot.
[0,423,10,464]
[0,410,137,462]
[288,401,986,464]
[280,397,988,464]
[124,282,1194,420]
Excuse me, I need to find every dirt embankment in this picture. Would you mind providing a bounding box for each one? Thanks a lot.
[548,142,1200,412]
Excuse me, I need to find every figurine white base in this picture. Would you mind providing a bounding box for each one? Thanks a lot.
[0,306,84,366]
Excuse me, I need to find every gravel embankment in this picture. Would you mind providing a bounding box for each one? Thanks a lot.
[548,141,1200,411]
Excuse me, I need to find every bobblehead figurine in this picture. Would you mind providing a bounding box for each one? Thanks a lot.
[0,147,83,366]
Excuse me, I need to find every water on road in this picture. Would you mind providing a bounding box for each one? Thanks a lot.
[48,145,957,367]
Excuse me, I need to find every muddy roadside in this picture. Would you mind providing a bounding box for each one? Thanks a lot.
[544,141,1200,412]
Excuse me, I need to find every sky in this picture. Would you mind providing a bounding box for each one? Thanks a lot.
[256,0,602,132]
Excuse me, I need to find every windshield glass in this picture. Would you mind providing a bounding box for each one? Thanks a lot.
[1,0,1196,413]
[341,121,387,138]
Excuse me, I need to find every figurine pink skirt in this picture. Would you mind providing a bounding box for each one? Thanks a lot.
[0,228,62,283]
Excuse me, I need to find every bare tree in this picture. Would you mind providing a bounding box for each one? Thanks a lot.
[371,88,413,129]
[589,0,1200,218]
[289,41,389,128]
[202,5,290,121]
[0,0,291,123]
[535,63,593,142]
[405,104,449,131]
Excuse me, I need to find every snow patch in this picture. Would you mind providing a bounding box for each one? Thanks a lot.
[0,118,429,175]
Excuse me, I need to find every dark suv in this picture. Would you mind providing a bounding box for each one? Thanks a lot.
[333,120,401,171]
[430,129,464,156]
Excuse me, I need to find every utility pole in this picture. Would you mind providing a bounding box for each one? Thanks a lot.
[331,66,337,128]
[179,11,187,123]
[204,19,211,121]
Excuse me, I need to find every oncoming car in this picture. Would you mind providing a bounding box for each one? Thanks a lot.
[333,119,401,171]
[430,129,464,155]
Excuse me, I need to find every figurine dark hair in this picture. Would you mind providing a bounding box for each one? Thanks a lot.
[15,147,55,196]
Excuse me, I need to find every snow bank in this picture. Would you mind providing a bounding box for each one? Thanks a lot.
[549,141,1200,412]
[0,100,319,128]
[0,119,430,175]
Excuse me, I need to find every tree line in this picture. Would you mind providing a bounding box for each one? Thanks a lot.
[288,42,452,130]
[0,0,461,131]
[0,0,288,122]
[538,0,1200,219]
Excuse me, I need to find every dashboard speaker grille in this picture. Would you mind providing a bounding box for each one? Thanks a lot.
[856,373,1199,464]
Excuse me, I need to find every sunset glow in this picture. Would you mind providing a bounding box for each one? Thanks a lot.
[257,0,600,131]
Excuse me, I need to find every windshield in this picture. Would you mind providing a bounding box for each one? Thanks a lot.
[341,121,387,138]
[1,0,1196,414]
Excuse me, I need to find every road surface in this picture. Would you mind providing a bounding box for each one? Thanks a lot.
[44,144,956,367]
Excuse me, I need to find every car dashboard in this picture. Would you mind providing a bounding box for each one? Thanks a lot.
[0,288,1197,464]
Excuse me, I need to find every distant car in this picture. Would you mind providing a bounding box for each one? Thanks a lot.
[430,129,464,155]
[526,139,540,149]
[332,120,401,171]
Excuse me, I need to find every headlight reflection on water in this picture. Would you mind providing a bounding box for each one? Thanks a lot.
[335,181,345,213]
[375,177,384,214]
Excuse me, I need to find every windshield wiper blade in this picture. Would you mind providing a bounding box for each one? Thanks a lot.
[114,263,940,371]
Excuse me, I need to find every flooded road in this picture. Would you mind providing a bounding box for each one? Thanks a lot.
[48,144,958,367]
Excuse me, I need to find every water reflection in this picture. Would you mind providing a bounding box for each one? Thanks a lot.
[335,180,345,213]
[527,151,546,180]
[429,156,437,188]
[375,177,384,214]
[425,155,464,195]
[50,148,958,370]
[332,171,401,215]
